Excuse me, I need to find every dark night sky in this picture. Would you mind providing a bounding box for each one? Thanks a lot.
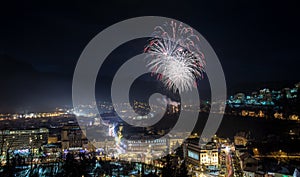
[0,0,299,112]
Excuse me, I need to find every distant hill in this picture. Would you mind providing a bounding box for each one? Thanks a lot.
[228,80,299,95]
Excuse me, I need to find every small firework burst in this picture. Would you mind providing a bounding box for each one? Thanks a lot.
[144,21,205,93]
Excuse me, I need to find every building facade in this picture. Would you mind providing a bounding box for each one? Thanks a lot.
[61,124,88,150]
[0,128,49,151]
[183,140,219,170]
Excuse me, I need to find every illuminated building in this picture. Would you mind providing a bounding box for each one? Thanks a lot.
[234,93,245,104]
[61,124,88,150]
[89,138,115,152]
[168,136,185,153]
[282,87,298,99]
[289,114,299,121]
[42,143,62,162]
[283,88,293,99]
[274,112,284,119]
[47,136,58,144]
[125,136,167,153]
[0,128,49,151]
[258,110,264,117]
[124,133,187,153]
[93,118,101,126]
[248,111,255,117]
[183,140,219,170]
[271,90,282,100]
[234,132,249,146]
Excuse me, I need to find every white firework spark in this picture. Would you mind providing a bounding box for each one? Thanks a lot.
[144,21,206,93]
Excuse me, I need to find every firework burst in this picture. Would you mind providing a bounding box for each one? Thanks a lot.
[144,21,206,93]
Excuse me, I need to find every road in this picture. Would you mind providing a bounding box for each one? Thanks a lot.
[254,155,300,159]
[226,152,233,177]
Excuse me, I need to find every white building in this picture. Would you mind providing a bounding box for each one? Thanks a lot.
[184,141,219,170]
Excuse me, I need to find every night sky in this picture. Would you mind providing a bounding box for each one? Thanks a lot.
[0,0,299,112]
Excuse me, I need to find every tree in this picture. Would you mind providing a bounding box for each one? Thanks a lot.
[178,160,188,177]
[162,155,173,177]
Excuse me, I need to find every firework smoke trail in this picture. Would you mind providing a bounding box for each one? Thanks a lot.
[144,21,206,93]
